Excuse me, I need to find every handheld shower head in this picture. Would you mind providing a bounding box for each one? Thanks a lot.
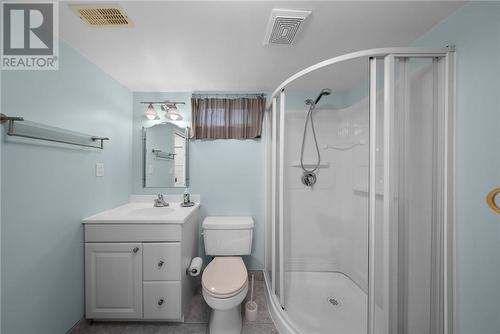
[301,89,331,187]
[321,88,332,96]
[314,88,332,104]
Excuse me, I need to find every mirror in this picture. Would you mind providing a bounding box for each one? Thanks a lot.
[143,123,189,188]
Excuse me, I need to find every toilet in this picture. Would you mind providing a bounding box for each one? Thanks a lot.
[201,216,254,334]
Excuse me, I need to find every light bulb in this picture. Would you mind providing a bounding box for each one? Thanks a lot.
[165,105,183,121]
[144,103,158,120]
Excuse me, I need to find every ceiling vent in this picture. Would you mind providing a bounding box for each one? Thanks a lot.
[264,9,311,45]
[69,4,133,27]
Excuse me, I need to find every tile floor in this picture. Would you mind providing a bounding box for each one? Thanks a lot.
[69,273,278,334]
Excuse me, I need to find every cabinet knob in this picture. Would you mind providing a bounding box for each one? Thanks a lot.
[158,298,165,306]
[158,260,165,268]
[132,247,140,253]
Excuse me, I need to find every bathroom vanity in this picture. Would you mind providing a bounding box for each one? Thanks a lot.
[82,195,200,321]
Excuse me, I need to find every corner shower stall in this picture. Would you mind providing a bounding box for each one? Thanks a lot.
[264,48,455,334]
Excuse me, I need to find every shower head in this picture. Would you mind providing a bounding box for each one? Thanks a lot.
[321,88,332,96]
[314,88,332,105]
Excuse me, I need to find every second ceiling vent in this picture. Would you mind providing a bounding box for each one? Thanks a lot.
[69,4,133,27]
[264,9,312,45]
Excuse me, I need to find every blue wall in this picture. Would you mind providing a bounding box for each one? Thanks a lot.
[132,92,266,270]
[0,71,3,334]
[1,42,133,334]
[412,3,500,333]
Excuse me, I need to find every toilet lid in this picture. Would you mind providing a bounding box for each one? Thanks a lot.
[202,257,248,298]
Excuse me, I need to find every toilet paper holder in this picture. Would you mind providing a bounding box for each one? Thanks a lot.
[186,267,201,276]
[187,257,203,276]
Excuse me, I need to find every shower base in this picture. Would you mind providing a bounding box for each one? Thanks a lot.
[284,271,366,334]
[265,271,387,334]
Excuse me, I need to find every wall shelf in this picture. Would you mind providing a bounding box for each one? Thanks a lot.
[0,114,109,149]
[152,149,175,160]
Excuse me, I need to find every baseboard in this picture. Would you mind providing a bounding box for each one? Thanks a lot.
[66,318,91,334]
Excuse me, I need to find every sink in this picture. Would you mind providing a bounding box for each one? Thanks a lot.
[130,207,174,217]
[83,198,199,224]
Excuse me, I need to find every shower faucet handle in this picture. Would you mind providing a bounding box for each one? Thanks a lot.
[301,172,317,187]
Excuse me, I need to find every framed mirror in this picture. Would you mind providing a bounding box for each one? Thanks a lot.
[142,123,189,188]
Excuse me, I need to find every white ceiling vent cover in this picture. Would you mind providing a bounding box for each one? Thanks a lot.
[69,4,133,27]
[264,9,312,45]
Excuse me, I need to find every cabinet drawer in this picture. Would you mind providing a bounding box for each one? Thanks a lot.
[143,281,181,320]
[143,243,181,281]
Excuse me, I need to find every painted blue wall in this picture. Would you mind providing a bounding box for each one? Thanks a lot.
[411,3,500,333]
[132,92,266,270]
[1,41,133,334]
[0,71,3,334]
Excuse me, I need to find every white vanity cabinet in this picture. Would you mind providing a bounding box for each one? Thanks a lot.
[83,200,200,322]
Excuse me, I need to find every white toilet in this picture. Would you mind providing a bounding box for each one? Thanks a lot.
[201,216,254,334]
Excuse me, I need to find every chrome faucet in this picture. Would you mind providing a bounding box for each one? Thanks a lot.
[154,194,169,207]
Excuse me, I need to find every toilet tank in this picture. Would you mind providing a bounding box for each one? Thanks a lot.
[203,216,254,256]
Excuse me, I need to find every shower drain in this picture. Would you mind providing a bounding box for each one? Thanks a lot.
[327,296,342,307]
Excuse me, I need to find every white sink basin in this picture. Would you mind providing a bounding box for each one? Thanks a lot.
[130,207,174,216]
[83,200,200,224]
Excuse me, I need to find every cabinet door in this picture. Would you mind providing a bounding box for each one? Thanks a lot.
[85,243,142,319]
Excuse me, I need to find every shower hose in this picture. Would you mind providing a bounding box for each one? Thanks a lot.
[300,101,321,187]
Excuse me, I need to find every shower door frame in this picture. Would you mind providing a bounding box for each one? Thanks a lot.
[264,47,456,334]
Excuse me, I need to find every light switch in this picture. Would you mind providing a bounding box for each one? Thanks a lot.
[95,163,104,177]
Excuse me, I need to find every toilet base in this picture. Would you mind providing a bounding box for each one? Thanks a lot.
[208,305,242,334]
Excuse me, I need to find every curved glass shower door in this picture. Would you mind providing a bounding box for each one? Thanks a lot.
[265,55,373,334]
[283,59,371,334]
[265,48,455,334]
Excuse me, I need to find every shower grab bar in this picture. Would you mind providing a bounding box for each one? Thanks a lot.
[0,113,109,149]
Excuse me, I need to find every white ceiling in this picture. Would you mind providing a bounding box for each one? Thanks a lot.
[59,1,463,93]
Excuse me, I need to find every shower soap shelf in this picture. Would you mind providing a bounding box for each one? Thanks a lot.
[323,139,367,151]
[289,161,330,168]
[353,185,384,196]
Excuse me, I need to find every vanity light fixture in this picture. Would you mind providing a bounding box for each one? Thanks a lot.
[141,101,185,121]
[161,103,183,121]
[144,103,159,120]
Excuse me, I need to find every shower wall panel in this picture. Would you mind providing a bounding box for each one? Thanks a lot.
[283,93,369,290]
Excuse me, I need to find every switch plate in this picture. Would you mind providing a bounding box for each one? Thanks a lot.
[95,163,104,177]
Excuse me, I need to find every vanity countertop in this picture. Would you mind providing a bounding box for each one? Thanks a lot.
[83,201,200,224]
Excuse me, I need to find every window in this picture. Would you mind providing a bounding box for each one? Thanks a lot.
[190,96,265,139]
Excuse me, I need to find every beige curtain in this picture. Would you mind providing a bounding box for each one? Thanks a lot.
[191,96,265,139]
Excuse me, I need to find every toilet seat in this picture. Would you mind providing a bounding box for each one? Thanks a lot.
[202,257,248,299]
